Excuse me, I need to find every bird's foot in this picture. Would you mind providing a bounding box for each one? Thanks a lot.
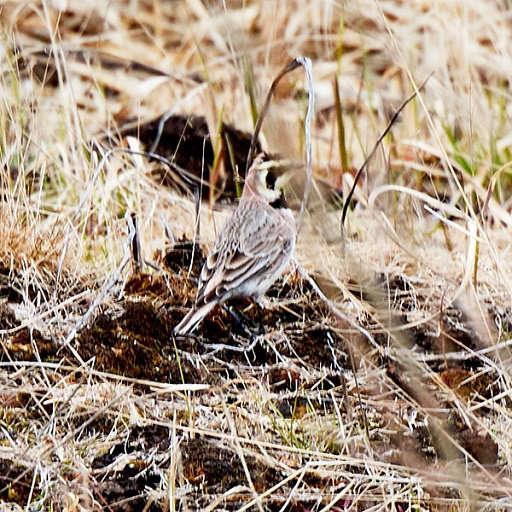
[224,306,266,338]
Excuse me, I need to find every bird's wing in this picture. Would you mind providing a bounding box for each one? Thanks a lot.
[196,205,293,305]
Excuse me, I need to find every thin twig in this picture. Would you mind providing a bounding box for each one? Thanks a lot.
[291,258,382,355]
[58,211,136,357]
[340,72,433,230]
[246,57,314,232]
[128,213,143,273]
[246,58,302,169]
[295,56,315,232]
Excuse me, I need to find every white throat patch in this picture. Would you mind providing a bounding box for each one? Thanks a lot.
[253,169,281,202]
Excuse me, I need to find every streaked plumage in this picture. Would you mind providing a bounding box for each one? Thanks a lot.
[174,154,296,335]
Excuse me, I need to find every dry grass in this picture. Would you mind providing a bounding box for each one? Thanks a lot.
[1,0,512,510]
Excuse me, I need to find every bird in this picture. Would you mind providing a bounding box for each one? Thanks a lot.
[174,153,296,335]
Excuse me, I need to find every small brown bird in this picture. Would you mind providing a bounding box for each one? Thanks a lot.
[174,154,296,335]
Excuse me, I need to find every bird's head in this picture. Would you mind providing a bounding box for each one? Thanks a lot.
[243,153,293,207]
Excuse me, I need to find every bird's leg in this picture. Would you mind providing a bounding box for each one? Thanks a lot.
[223,304,266,337]
[252,301,266,332]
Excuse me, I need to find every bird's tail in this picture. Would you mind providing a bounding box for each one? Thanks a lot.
[173,302,216,335]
